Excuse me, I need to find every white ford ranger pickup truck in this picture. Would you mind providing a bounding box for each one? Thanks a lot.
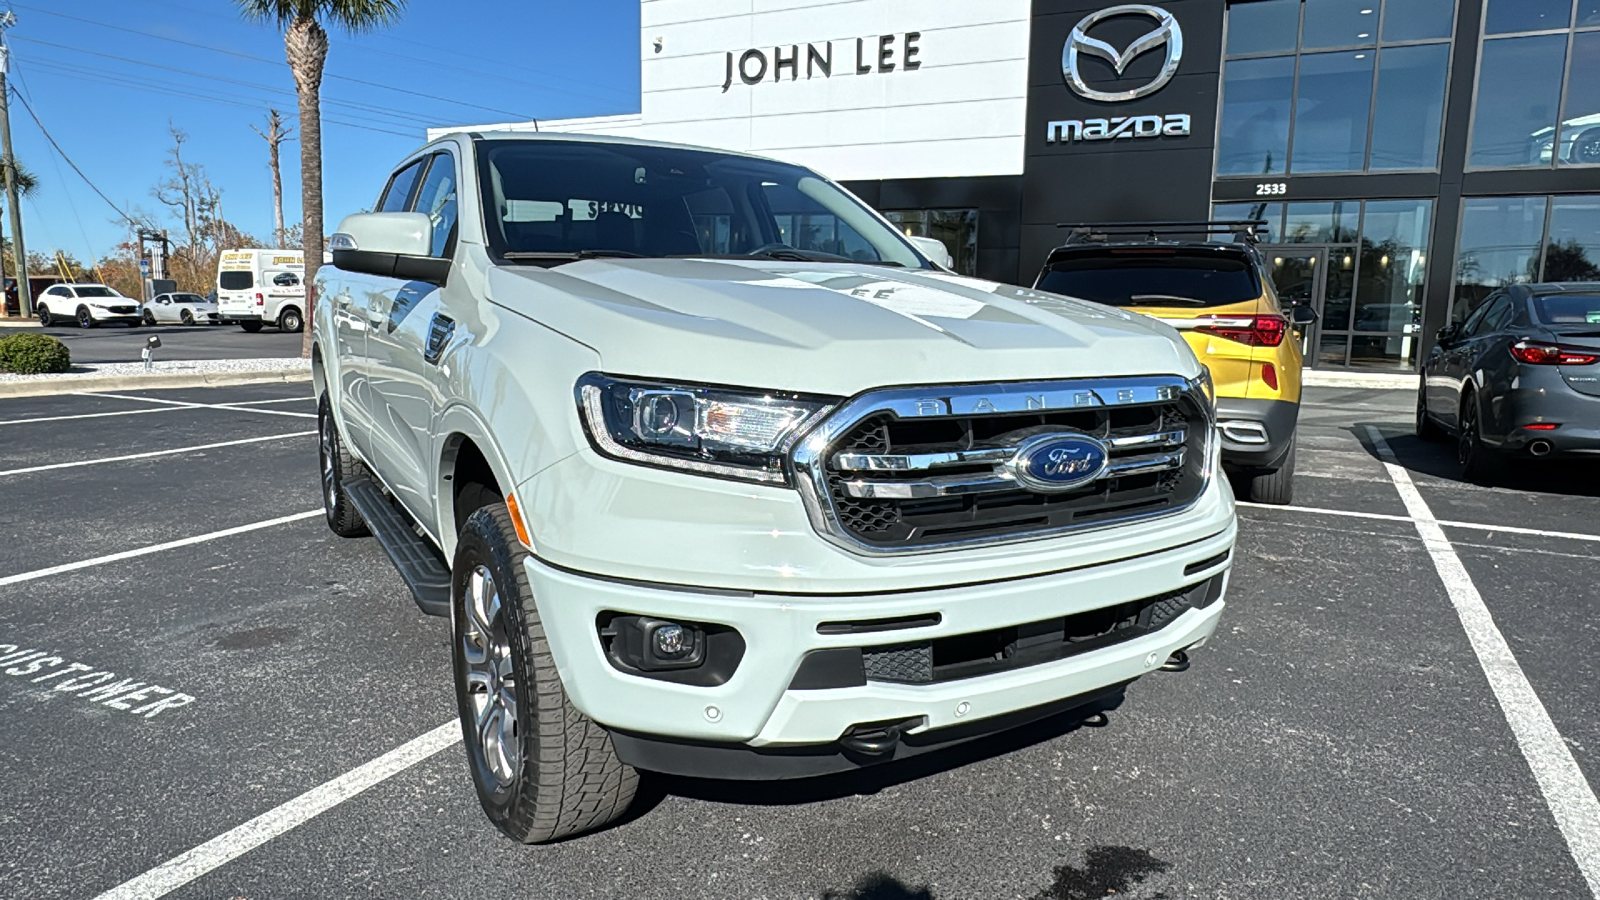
[313,132,1236,843]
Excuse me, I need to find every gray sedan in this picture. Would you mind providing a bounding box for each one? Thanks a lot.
[1417,283,1600,481]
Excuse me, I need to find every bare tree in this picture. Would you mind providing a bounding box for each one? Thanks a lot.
[251,109,294,246]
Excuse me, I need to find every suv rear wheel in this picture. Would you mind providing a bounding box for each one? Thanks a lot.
[451,504,638,843]
[1457,389,1500,484]
[1241,442,1296,505]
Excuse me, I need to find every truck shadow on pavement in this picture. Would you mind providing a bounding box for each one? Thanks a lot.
[819,845,1173,900]
[1356,424,1600,498]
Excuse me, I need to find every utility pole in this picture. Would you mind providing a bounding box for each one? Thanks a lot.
[251,109,292,247]
[0,11,31,318]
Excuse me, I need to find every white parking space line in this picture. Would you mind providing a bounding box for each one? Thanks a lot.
[1366,426,1600,898]
[1238,502,1600,544]
[217,397,312,407]
[0,431,315,477]
[0,511,320,588]
[93,720,461,900]
[0,407,190,427]
[75,392,317,420]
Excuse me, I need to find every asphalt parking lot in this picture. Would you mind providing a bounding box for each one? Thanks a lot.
[2,383,1598,899]
[29,322,305,364]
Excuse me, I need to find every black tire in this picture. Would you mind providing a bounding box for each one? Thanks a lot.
[143,309,157,326]
[317,395,370,538]
[1457,389,1500,484]
[1571,127,1600,165]
[1244,441,1296,505]
[77,306,96,329]
[279,307,304,333]
[1416,383,1446,442]
[240,321,264,333]
[451,504,638,844]
[181,309,195,326]
[36,305,50,326]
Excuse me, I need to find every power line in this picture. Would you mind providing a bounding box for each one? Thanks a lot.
[12,37,442,131]
[6,84,139,226]
[5,4,541,121]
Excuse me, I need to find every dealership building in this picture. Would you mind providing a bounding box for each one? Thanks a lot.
[440,0,1600,370]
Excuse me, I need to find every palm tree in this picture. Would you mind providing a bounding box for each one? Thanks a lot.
[1,156,39,311]
[235,0,405,357]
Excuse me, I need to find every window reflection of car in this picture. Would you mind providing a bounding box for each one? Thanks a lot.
[1352,302,1420,332]
[1531,113,1600,165]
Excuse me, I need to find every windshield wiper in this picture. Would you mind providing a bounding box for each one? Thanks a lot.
[1125,294,1208,306]
[502,249,649,263]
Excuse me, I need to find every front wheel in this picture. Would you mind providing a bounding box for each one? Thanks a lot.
[181,309,195,326]
[240,321,264,333]
[451,504,638,844]
[279,308,304,333]
[77,307,96,329]
[317,395,369,538]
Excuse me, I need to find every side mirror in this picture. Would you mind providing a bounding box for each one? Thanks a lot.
[906,235,954,270]
[329,212,450,286]
[1287,304,1318,326]
[1436,324,1460,346]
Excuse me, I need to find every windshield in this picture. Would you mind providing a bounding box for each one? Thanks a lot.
[75,286,119,298]
[475,139,926,268]
[1037,250,1262,308]
[1532,293,1600,326]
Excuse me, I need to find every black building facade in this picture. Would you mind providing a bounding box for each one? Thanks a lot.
[846,0,1600,370]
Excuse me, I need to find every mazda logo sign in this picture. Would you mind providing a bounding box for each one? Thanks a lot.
[1063,4,1184,103]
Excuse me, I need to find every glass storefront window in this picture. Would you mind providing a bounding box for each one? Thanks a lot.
[1484,0,1575,35]
[1453,197,1548,319]
[1217,56,1295,175]
[882,209,979,277]
[1303,0,1380,49]
[1353,200,1431,332]
[1382,0,1455,41]
[1470,35,1569,168]
[1291,51,1375,173]
[1559,32,1600,166]
[1220,0,1452,176]
[1283,201,1360,243]
[1227,0,1300,56]
[1582,0,1600,27]
[1212,202,1285,241]
[1369,43,1449,169]
[1545,196,1600,281]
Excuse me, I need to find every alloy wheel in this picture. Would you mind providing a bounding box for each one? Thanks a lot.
[1457,399,1479,467]
[461,565,520,789]
[77,308,92,328]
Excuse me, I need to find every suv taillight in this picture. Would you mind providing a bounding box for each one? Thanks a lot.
[1194,314,1287,347]
[1510,340,1599,365]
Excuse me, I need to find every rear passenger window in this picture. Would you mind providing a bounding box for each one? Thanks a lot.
[411,153,458,258]
[379,159,427,213]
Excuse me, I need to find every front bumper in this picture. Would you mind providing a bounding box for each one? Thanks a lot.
[526,521,1233,761]
[1215,397,1299,470]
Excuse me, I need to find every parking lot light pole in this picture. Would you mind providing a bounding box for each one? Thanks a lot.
[0,12,31,319]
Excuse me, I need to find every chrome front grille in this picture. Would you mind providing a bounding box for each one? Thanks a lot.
[790,376,1212,554]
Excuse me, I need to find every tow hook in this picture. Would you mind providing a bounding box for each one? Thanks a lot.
[840,717,923,756]
[1158,649,1191,672]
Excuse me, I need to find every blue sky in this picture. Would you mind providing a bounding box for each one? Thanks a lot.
[5,0,641,261]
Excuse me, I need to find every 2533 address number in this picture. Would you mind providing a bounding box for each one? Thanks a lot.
[1255,182,1288,197]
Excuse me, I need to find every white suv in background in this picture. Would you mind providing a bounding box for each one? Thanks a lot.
[36,284,143,328]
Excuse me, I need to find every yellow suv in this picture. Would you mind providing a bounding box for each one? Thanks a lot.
[1034,221,1315,504]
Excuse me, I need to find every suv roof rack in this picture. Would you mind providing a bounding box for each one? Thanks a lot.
[1055,220,1268,246]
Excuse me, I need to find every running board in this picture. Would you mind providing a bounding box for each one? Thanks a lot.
[343,476,451,617]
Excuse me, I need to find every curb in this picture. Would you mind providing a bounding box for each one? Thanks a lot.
[0,319,42,329]
[0,369,312,399]
[1301,370,1418,391]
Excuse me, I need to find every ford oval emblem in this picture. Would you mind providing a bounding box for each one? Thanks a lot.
[1008,433,1109,493]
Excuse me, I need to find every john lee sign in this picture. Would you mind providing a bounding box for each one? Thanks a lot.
[722,33,923,92]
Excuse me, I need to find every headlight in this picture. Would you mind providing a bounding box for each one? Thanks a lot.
[576,373,836,485]
[1192,366,1216,414]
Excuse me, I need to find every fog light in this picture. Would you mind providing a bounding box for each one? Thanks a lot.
[601,615,705,671]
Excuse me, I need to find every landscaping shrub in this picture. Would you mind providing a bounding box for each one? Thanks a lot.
[0,332,72,374]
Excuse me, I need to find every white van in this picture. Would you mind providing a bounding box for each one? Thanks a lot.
[217,249,306,333]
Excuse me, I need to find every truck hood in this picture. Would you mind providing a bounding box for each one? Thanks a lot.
[486,258,1199,396]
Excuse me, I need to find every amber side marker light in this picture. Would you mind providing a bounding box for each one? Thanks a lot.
[504,492,534,547]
